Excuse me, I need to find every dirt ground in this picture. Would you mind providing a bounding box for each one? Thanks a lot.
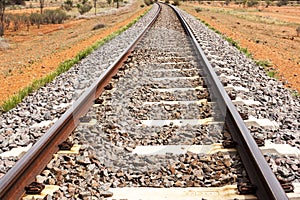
[0,0,146,104]
[180,2,300,92]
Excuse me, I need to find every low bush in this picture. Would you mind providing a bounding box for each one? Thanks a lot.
[43,9,68,24]
[3,9,67,33]
[62,0,73,11]
[255,60,272,68]
[225,0,230,5]
[195,7,202,12]
[277,0,288,6]
[78,3,92,15]
[247,0,258,7]
[264,0,271,7]
[267,69,277,78]
[62,4,73,11]
[29,12,43,28]
[8,14,28,31]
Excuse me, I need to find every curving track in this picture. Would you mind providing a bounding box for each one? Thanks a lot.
[0,3,298,200]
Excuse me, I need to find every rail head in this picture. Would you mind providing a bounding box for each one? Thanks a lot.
[0,4,161,200]
[170,4,288,200]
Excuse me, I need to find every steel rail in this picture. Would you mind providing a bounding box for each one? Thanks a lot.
[0,4,161,200]
[170,5,288,200]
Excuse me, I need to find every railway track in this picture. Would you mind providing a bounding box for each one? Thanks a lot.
[0,3,299,200]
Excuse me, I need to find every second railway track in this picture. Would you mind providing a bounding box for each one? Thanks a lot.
[0,3,300,200]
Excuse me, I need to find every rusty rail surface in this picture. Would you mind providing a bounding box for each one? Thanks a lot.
[0,5,161,200]
[170,5,288,200]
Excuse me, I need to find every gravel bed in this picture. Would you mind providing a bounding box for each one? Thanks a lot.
[177,7,300,141]
[147,62,199,70]
[175,7,300,182]
[45,4,246,199]
[103,124,223,146]
[149,70,199,78]
[138,89,210,102]
[46,145,242,199]
[0,4,160,178]
[132,103,212,120]
[152,78,204,88]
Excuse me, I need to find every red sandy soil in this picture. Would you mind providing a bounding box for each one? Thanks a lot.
[0,0,147,104]
[181,2,300,92]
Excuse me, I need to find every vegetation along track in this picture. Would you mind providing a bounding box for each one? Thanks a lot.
[0,3,300,200]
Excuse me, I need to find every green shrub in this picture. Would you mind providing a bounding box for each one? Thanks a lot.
[264,0,271,7]
[2,14,30,32]
[4,15,11,30]
[277,0,288,6]
[11,15,28,31]
[62,0,73,11]
[291,91,300,98]
[65,0,73,7]
[43,9,68,24]
[62,4,73,11]
[247,0,258,7]
[8,0,25,6]
[195,7,202,12]
[225,0,230,5]
[267,69,277,78]
[255,60,272,68]
[78,3,92,15]
[29,12,43,28]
